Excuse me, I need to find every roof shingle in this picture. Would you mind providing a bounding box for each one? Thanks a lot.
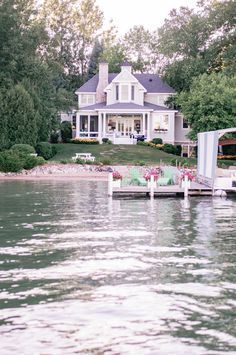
[76,73,175,94]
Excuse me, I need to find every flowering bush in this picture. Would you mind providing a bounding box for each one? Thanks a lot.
[71,138,99,144]
[144,169,159,181]
[112,171,122,180]
[180,170,195,181]
[218,155,236,160]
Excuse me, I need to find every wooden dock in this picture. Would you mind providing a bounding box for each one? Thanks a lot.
[111,182,212,198]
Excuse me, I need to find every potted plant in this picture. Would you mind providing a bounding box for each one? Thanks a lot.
[180,170,195,188]
[144,169,159,188]
[112,170,122,187]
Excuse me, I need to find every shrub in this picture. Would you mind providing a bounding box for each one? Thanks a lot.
[151,138,163,145]
[71,138,99,144]
[35,142,56,160]
[162,144,178,155]
[61,121,72,143]
[100,158,111,165]
[22,155,38,170]
[137,141,149,146]
[60,160,68,164]
[102,138,112,144]
[135,160,146,166]
[0,150,24,172]
[11,144,35,155]
[75,158,85,165]
[36,156,46,166]
[50,132,59,144]
[175,145,182,156]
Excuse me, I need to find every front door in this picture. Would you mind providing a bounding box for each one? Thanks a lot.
[116,118,134,136]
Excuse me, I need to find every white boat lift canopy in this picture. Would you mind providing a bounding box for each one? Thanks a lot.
[197,128,236,189]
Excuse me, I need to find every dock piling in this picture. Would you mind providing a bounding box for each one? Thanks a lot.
[108,172,113,196]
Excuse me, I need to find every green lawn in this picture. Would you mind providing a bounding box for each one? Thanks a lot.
[50,143,197,166]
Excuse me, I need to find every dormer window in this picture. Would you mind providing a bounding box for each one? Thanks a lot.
[115,84,136,102]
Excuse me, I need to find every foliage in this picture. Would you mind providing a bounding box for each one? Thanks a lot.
[35,142,56,160]
[60,121,72,143]
[87,39,104,79]
[11,144,35,155]
[102,138,112,144]
[22,155,38,170]
[3,84,37,147]
[0,150,24,173]
[99,158,111,165]
[112,171,122,180]
[158,1,236,91]
[71,138,99,144]
[162,144,179,155]
[178,73,236,139]
[36,156,46,165]
[151,138,163,145]
[50,132,59,144]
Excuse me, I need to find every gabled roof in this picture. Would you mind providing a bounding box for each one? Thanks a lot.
[76,73,175,94]
[79,102,176,112]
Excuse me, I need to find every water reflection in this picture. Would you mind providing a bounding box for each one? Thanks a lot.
[0,180,236,354]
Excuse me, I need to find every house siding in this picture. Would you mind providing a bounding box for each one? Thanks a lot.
[175,113,191,143]
[145,93,171,107]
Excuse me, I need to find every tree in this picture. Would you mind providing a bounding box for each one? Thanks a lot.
[177,73,236,139]
[157,1,236,91]
[87,38,104,79]
[100,43,126,73]
[40,0,104,87]
[4,84,37,146]
[122,26,157,72]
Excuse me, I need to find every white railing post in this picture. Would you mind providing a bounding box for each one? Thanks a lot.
[108,172,113,196]
[150,174,154,198]
[184,175,189,197]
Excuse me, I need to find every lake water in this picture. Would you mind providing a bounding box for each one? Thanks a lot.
[0,180,236,354]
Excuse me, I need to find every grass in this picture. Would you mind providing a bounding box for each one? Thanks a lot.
[50,143,197,166]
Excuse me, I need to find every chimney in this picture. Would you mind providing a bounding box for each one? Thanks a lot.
[96,62,108,103]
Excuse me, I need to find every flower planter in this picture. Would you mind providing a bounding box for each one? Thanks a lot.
[113,179,121,188]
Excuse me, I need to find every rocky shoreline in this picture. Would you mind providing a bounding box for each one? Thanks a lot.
[0,163,140,180]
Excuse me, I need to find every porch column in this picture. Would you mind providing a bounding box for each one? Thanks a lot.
[98,112,102,143]
[147,112,151,141]
[187,145,190,157]
[103,112,106,137]
[88,114,91,137]
[76,112,80,138]
[142,113,146,136]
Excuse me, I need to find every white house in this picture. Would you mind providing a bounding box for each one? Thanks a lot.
[74,61,194,155]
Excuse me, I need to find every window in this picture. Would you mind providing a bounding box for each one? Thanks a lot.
[183,118,189,129]
[153,114,169,131]
[80,95,94,105]
[90,116,98,132]
[121,85,129,101]
[80,115,88,131]
[131,85,135,101]
[116,85,119,100]
[163,115,169,130]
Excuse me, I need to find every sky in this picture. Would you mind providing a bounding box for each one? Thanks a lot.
[96,0,199,34]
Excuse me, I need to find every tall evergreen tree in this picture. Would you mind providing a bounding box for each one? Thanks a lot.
[5,84,37,146]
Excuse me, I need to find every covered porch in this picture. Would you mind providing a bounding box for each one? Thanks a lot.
[76,110,152,144]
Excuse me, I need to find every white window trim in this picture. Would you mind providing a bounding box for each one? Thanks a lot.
[115,83,136,103]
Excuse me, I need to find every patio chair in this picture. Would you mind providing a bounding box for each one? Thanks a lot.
[157,168,174,186]
[130,168,147,186]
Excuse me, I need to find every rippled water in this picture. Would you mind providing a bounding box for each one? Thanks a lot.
[0,180,236,354]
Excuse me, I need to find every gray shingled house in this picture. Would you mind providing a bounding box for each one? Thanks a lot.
[74,62,194,156]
